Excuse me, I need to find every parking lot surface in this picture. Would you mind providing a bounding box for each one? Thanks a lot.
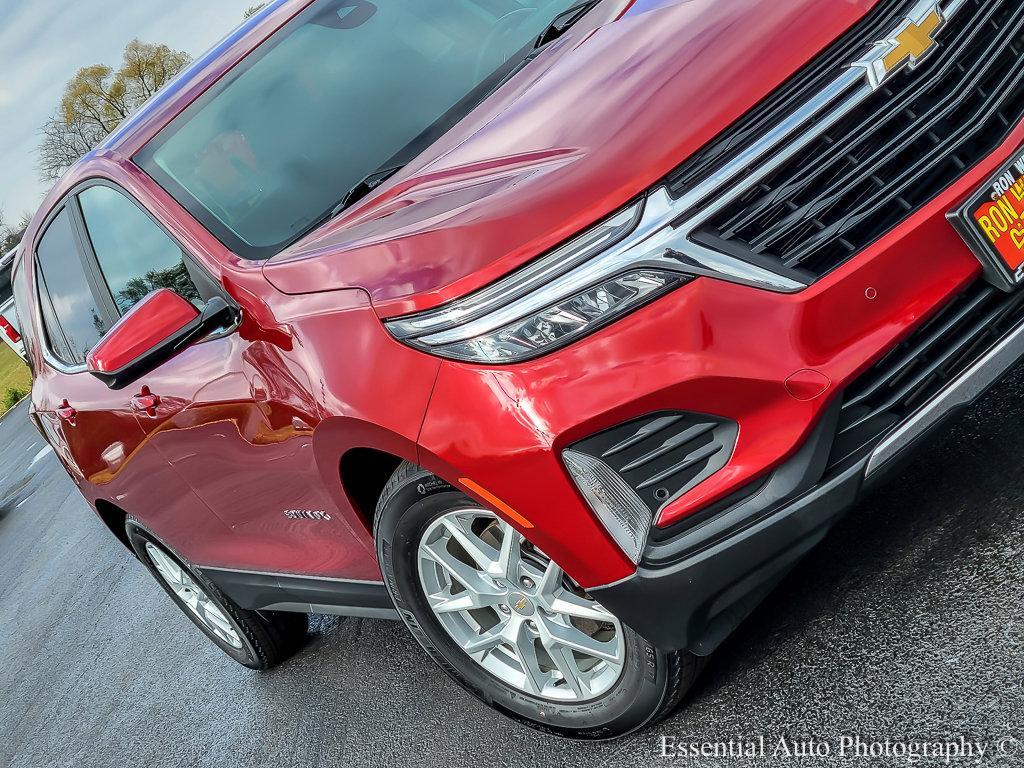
[1,372,1023,767]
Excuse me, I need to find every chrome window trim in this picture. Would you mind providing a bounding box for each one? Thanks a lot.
[30,177,234,377]
[32,205,101,375]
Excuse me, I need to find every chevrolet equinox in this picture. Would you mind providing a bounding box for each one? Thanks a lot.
[13,0,1024,739]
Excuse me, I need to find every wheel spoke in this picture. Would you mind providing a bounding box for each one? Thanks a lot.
[148,546,183,587]
[427,589,499,615]
[509,620,548,696]
[540,633,587,700]
[461,621,508,655]
[182,589,201,612]
[548,592,616,623]
[542,619,620,663]
[199,600,231,633]
[441,517,498,572]
[496,522,522,581]
[420,541,502,597]
[536,560,562,600]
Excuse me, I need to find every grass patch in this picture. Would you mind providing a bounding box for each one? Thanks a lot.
[0,344,31,417]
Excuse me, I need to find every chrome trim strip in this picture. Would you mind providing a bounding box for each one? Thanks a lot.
[260,601,400,620]
[414,188,805,347]
[199,565,386,586]
[390,203,646,340]
[866,312,1024,475]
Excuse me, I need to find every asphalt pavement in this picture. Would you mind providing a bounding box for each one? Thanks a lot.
[1,371,1023,767]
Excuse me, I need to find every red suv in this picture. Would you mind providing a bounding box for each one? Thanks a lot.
[14,0,1024,738]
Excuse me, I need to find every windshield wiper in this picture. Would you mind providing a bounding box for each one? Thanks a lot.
[332,164,405,217]
[535,0,603,49]
[299,164,405,239]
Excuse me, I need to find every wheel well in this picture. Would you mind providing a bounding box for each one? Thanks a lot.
[340,448,404,532]
[93,499,133,554]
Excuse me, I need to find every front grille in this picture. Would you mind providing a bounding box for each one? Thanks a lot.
[829,280,1024,468]
[668,0,1024,280]
[569,411,737,513]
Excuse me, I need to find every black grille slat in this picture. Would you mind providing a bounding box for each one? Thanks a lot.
[829,282,1024,470]
[618,422,716,472]
[844,287,995,409]
[601,414,686,458]
[725,3,1010,248]
[753,7,1019,257]
[669,0,1024,279]
[634,443,722,491]
[668,0,912,194]
[784,44,1024,268]
[570,411,738,513]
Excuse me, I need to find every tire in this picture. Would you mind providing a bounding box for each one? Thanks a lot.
[126,518,307,670]
[375,461,701,739]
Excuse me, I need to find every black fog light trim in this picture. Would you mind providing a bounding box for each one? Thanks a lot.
[567,410,738,515]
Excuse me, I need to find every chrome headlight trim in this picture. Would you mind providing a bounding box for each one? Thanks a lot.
[385,188,806,363]
[386,201,645,341]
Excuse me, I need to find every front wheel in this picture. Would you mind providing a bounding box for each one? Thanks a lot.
[375,462,702,739]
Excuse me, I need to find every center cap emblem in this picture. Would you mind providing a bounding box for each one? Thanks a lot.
[509,593,535,616]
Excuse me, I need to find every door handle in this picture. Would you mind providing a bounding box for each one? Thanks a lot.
[56,399,77,423]
[130,387,161,414]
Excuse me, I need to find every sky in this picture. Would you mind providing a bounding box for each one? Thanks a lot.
[0,0,257,223]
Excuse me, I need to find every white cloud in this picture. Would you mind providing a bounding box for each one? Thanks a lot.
[0,0,256,218]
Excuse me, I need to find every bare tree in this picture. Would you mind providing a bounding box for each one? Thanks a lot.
[0,210,31,253]
[37,40,192,182]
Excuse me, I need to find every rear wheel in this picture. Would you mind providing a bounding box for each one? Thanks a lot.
[375,462,702,739]
[126,518,307,670]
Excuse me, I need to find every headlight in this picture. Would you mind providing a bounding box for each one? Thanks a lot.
[412,270,685,363]
[385,198,689,363]
[385,186,805,364]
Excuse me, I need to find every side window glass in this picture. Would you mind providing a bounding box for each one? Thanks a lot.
[78,186,203,315]
[36,208,109,365]
[11,261,36,370]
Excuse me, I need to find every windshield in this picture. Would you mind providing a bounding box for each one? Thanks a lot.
[136,0,584,260]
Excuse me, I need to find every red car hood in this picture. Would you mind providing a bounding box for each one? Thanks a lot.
[263,0,875,317]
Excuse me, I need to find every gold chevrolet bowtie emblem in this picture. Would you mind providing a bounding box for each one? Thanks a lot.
[514,596,529,612]
[883,8,942,72]
[852,1,947,90]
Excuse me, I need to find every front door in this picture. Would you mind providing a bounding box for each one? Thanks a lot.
[72,183,373,579]
[27,196,230,558]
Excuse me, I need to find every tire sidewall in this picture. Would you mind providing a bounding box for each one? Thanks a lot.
[376,474,672,739]
[125,519,262,667]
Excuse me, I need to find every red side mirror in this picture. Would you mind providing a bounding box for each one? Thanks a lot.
[87,289,203,389]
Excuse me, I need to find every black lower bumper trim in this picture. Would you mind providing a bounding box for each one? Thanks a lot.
[202,567,398,620]
[594,320,1024,654]
[593,456,863,654]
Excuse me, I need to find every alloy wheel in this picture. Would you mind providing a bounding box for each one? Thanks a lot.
[145,542,244,649]
[417,509,625,702]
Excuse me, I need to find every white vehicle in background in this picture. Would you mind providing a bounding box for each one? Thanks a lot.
[0,247,26,361]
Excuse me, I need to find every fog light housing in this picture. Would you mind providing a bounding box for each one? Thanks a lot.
[563,449,653,564]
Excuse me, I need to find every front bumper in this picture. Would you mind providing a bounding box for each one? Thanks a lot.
[592,308,1024,653]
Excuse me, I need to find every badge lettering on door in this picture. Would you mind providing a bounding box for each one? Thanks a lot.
[283,509,332,521]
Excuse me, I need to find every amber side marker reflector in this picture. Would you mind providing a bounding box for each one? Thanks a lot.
[459,478,534,529]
